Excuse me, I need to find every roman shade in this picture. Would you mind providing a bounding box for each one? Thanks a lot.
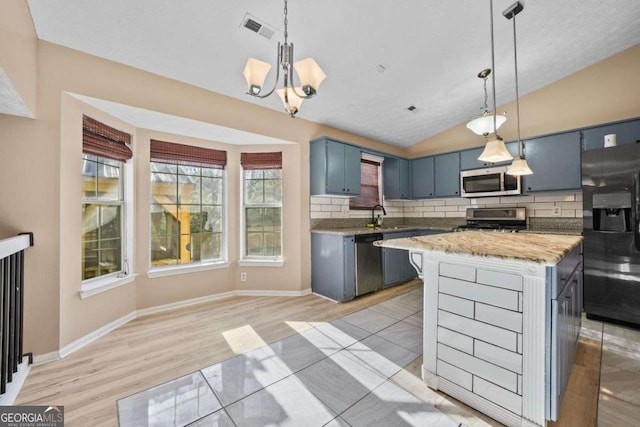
[150,139,227,168]
[349,159,380,210]
[240,152,283,170]
[82,115,133,162]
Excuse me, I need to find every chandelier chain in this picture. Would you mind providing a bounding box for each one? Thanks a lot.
[284,0,288,44]
[482,76,489,113]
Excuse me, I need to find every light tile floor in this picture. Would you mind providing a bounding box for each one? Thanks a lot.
[118,288,461,427]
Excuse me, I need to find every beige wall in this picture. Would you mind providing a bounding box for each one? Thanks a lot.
[0,0,37,116]
[406,44,640,158]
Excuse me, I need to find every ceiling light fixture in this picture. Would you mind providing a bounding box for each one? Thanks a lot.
[504,1,533,176]
[478,0,514,163]
[466,68,506,136]
[242,0,326,118]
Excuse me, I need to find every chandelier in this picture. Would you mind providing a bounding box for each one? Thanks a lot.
[466,69,506,136]
[242,0,326,117]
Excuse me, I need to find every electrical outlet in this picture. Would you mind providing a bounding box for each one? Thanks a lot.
[240,272,247,282]
[552,206,561,216]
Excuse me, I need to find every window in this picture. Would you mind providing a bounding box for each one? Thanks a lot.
[81,116,132,282]
[241,152,282,260]
[150,140,227,268]
[349,157,382,210]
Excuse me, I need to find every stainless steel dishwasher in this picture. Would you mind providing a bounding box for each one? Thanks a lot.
[354,233,383,296]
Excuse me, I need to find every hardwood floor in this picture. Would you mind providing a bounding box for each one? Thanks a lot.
[16,282,422,426]
[15,281,627,426]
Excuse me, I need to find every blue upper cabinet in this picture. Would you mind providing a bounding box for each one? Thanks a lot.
[310,138,361,196]
[460,142,519,170]
[434,152,461,197]
[522,131,582,192]
[582,118,640,151]
[383,157,411,199]
[411,156,435,199]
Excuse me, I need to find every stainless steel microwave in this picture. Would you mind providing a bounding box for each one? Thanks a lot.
[460,166,521,198]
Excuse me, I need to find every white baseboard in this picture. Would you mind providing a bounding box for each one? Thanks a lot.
[33,287,313,364]
[59,311,136,358]
[0,357,31,405]
[136,290,237,317]
[32,351,61,366]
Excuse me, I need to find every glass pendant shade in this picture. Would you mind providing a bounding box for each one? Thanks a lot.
[293,58,326,94]
[466,113,506,136]
[506,156,533,175]
[277,87,304,114]
[243,58,272,95]
[478,136,514,162]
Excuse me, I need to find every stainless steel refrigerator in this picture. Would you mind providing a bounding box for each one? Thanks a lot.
[582,143,640,326]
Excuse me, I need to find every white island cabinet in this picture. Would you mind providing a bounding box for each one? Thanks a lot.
[376,232,583,427]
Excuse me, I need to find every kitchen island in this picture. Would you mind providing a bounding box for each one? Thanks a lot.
[376,232,583,427]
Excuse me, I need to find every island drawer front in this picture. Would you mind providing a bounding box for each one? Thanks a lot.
[439,263,476,282]
[437,359,472,390]
[438,343,518,393]
[476,269,523,291]
[475,303,523,333]
[439,294,474,318]
[438,326,474,354]
[473,376,522,416]
[439,277,519,312]
[439,310,517,352]
[474,340,523,375]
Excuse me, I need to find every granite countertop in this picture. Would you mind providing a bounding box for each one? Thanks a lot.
[310,225,455,236]
[375,231,583,264]
[520,229,583,236]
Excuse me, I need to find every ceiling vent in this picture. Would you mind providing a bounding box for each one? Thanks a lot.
[241,13,276,40]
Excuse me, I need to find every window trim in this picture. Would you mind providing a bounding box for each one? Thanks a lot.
[240,167,284,264]
[80,156,135,298]
[148,162,228,271]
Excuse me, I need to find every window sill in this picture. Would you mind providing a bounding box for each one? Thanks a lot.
[147,261,229,279]
[238,259,284,267]
[79,274,137,299]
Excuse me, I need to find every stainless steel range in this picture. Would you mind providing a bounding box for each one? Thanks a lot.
[456,207,527,232]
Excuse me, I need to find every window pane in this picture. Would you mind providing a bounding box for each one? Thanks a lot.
[202,168,223,178]
[245,179,264,204]
[202,206,223,233]
[82,158,98,198]
[178,175,201,205]
[82,203,122,280]
[151,173,178,203]
[263,169,281,179]
[263,179,282,203]
[178,165,200,176]
[201,177,222,205]
[245,207,281,257]
[151,162,177,174]
[201,233,221,260]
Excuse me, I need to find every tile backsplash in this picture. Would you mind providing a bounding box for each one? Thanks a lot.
[310,191,583,220]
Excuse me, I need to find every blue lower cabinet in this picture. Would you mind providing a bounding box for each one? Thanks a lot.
[382,231,414,288]
[311,234,355,301]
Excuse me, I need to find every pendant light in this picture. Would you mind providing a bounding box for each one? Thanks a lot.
[504,1,533,176]
[478,0,513,163]
[466,69,506,136]
[242,0,326,117]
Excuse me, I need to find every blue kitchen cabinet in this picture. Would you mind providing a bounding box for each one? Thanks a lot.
[582,118,640,151]
[411,156,435,199]
[383,157,411,199]
[382,231,414,287]
[310,138,361,196]
[311,233,355,301]
[434,152,461,197]
[522,131,582,192]
[459,142,519,170]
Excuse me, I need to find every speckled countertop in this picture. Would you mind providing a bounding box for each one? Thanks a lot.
[375,231,583,264]
[310,226,454,236]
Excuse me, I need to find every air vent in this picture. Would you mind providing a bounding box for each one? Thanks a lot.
[241,13,276,40]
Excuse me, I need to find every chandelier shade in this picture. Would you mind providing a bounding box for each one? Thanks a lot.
[243,58,272,96]
[277,87,304,115]
[293,58,326,95]
[507,156,533,175]
[467,113,506,136]
[478,136,513,163]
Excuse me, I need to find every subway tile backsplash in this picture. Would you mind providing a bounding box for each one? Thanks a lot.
[310,191,583,220]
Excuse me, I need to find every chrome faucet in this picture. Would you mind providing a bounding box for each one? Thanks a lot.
[371,204,387,226]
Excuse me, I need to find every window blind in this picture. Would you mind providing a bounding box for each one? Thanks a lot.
[150,139,227,168]
[240,152,282,170]
[82,115,133,162]
[349,159,381,210]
